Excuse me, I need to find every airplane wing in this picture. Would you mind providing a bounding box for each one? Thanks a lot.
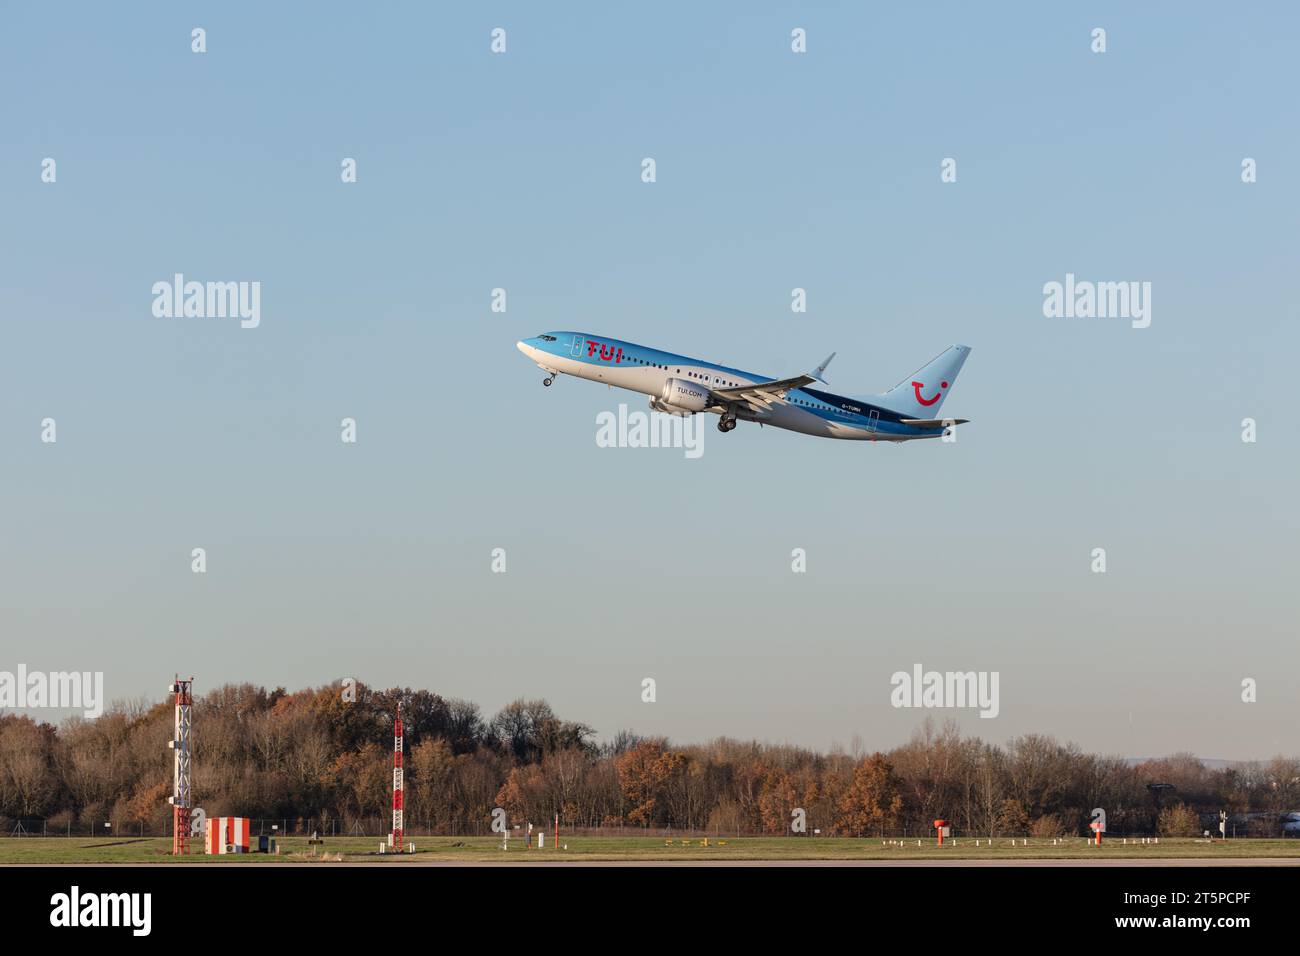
[900,418,970,428]
[711,353,836,413]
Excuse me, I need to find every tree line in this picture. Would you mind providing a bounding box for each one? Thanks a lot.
[1,682,1296,838]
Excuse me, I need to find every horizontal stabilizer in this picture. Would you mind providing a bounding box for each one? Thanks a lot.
[900,418,969,429]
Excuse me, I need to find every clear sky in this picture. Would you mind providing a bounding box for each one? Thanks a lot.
[2,3,1297,759]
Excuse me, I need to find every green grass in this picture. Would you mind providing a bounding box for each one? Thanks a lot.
[2,835,1298,863]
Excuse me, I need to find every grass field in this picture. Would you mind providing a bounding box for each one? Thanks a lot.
[2,835,1299,864]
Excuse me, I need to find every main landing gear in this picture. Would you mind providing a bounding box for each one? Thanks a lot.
[717,416,737,433]
[542,375,555,387]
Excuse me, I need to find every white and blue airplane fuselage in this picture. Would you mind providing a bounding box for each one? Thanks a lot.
[517,332,972,442]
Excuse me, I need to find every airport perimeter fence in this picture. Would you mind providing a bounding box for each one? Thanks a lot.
[6,816,1296,840]
[5,817,768,839]
[4,817,497,839]
[3,818,790,839]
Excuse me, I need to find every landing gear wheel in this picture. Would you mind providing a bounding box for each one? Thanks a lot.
[718,418,736,433]
[542,375,554,387]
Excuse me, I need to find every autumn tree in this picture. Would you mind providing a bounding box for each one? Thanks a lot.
[836,753,904,837]
[409,737,456,831]
[1157,803,1202,838]
[616,741,684,827]
[3,682,1295,840]
[0,716,60,818]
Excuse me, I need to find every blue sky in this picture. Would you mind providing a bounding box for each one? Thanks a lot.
[2,3,1298,758]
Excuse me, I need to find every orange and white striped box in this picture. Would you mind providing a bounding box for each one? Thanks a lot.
[205,817,251,854]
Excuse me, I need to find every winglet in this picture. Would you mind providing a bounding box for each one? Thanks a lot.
[811,352,836,383]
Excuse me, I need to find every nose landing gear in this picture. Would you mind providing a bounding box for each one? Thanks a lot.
[542,375,555,387]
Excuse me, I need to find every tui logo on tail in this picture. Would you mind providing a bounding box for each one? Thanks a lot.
[911,380,948,406]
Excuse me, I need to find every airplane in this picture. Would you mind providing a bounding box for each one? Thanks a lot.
[516,332,972,441]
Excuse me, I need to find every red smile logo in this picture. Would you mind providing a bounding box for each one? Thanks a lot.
[912,380,948,406]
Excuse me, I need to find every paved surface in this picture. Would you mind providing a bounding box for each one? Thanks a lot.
[23,857,1300,867]
[338,857,1300,867]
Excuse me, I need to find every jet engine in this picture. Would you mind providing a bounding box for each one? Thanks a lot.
[653,378,711,414]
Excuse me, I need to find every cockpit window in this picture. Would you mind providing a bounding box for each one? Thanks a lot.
[538,334,557,342]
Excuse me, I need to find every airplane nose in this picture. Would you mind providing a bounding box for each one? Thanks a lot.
[516,340,529,354]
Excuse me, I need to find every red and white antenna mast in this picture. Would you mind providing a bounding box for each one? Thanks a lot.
[167,675,194,855]
[391,701,405,850]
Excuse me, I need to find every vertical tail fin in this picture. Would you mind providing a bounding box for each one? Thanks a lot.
[865,345,971,418]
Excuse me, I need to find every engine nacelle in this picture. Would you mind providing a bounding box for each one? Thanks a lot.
[648,398,691,417]
[656,377,710,414]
